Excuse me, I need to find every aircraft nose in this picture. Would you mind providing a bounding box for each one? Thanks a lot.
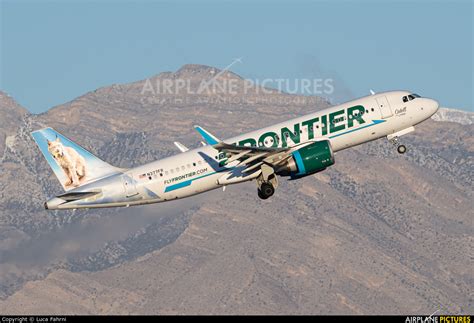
[427,98,439,114]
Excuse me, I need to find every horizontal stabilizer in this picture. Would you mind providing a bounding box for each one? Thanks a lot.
[174,141,189,152]
[56,191,100,201]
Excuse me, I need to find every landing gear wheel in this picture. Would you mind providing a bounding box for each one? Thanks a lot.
[258,182,275,199]
[397,144,407,154]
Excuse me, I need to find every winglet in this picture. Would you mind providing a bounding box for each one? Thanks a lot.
[174,141,189,152]
[193,125,220,145]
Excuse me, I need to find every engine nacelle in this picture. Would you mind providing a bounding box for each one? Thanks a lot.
[277,140,335,178]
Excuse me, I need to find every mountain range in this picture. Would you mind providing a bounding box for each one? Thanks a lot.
[0,64,472,314]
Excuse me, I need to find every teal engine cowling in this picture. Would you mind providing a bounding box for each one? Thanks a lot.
[277,140,335,178]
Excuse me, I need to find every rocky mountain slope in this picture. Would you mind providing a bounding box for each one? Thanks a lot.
[0,65,472,314]
[432,107,473,125]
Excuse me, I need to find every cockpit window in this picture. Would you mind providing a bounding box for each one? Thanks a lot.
[403,93,421,102]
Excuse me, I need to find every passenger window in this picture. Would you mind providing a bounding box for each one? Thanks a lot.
[403,96,408,103]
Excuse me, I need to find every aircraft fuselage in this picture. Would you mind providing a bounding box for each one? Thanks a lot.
[44,90,439,209]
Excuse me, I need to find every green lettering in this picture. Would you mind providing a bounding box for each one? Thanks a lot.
[281,123,301,148]
[219,160,227,167]
[238,138,257,147]
[302,117,319,139]
[329,109,346,133]
[258,132,279,148]
[347,105,366,128]
[321,115,328,136]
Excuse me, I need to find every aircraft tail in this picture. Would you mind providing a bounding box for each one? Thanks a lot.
[31,127,121,191]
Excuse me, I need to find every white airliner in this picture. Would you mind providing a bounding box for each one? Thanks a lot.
[32,91,439,210]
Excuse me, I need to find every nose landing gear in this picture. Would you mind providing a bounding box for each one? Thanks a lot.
[397,144,407,154]
[387,127,415,155]
[389,136,407,154]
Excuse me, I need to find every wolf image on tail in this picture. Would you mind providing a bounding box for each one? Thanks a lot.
[47,137,87,187]
[32,127,121,192]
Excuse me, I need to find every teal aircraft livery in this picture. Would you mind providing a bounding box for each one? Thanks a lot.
[32,91,439,209]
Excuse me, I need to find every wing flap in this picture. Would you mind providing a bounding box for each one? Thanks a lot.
[241,162,264,173]
[226,150,251,163]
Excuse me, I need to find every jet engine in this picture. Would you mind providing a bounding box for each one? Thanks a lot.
[277,140,335,178]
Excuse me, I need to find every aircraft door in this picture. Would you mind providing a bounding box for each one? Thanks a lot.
[376,96,393,119]
[122,173,139,197]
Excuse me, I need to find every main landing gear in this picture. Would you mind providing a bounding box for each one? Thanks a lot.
[257,164,278,200]
[258,182,275,200]
[389,136,407,154]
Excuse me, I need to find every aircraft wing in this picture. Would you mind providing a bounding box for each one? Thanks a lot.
[213,141,298,173]
[194,125,314,173]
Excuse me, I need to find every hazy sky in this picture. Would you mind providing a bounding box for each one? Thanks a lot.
[1,0,472,113]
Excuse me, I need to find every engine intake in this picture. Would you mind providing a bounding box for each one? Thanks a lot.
[277,140,335,177]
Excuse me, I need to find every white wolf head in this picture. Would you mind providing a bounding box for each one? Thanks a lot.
[47,137,64,160]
